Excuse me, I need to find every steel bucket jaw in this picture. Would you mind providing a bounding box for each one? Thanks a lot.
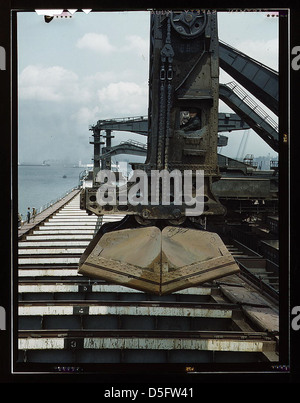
[78,226,239,295]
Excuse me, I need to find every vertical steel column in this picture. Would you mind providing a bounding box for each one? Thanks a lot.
[92,128,101,185]
[104,129,112,170]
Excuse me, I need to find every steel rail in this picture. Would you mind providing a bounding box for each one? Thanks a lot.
[18,300,241,310]
[18,328,276,340]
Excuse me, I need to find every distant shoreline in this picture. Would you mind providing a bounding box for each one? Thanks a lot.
[18,164,50,167]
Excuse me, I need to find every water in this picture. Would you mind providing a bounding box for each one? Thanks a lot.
[18,165,87,220]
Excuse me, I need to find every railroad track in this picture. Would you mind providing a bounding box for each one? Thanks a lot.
[17,192,279,365]
[225,240,279,303]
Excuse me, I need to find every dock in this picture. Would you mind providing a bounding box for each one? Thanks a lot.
[17,189,279,366]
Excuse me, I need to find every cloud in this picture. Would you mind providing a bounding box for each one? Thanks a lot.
[97,81,148,116]
[76,33,116,53]
[121,35,149,58]
[19,65,92,103]
[18,64,149,137]
[76,32,149,59]
[71,106,101,126]
[19,64,142,106]
[83,69,136,86]
[70,81,148,127]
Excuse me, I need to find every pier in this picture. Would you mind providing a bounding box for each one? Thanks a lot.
[17,189,279,366]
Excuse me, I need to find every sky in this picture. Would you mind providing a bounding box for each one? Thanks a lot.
[17,10,279,165]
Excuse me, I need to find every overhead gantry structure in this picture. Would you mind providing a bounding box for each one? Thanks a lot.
[218,41,278,116]
[79,11,279,295]
[90,113,248,168]
[89,38,278,166]
[90,112,250,136]
[218,40,278,152]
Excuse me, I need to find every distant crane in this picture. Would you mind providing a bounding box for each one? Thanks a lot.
[236,129,250,161]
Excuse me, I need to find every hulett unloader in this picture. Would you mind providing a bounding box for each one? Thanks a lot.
[79,11,245,294]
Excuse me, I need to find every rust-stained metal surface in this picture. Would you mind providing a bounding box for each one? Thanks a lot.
[78,226,239,295]
[78,10,278,297]
[83,11,225,220]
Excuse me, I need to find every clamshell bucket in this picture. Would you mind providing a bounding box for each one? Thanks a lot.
[78,226,239,295]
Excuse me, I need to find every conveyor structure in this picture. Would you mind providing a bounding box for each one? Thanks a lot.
[219,82,278,151]
[218,40,278,116]
[91,112,250,135]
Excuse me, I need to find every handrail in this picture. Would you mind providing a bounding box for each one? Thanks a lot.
[89,116,148,130]
[38,185,80,214]
[119,139,147,149]
[19,185,80,227]
[225,81,278,132]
